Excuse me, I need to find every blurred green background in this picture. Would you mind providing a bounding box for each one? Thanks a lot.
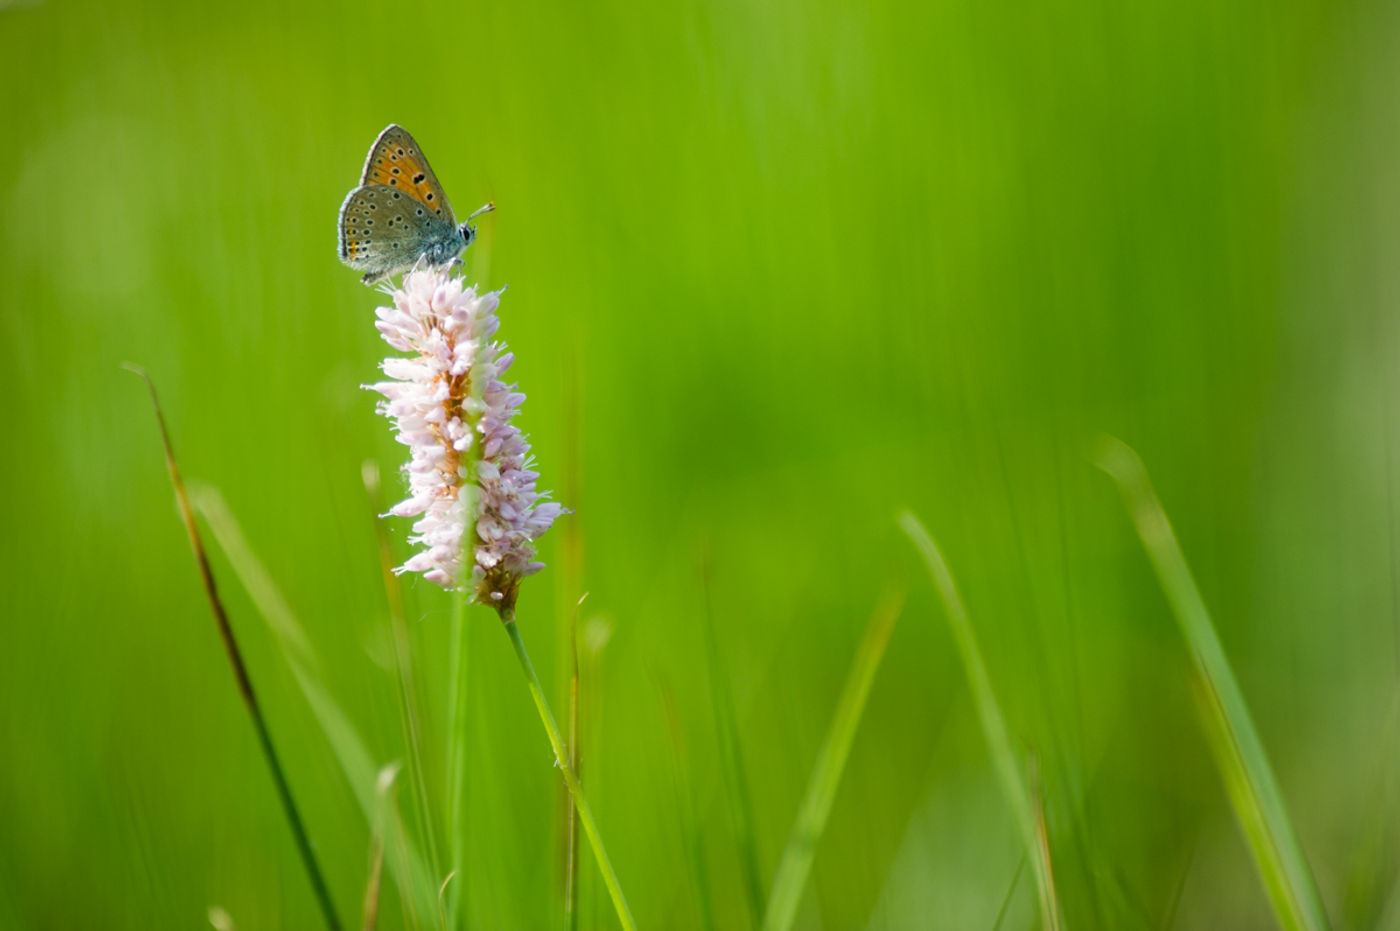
[3,0,1399,926]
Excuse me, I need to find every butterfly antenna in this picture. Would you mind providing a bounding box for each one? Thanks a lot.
[468,202,496,220]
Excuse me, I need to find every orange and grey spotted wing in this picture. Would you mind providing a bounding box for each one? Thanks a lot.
[359,124,456,224]
[338,183,461,285]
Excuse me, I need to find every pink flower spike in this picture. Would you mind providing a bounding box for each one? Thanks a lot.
[366,266,565,609]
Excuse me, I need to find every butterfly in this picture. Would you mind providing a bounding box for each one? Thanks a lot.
[338,124,494,285]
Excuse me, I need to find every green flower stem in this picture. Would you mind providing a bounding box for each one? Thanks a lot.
[502,613,636,931]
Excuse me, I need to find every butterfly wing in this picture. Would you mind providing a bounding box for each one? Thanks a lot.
[339,184,462,284]
[359,124,456,223]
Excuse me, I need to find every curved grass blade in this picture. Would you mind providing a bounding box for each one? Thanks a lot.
[191,485,441,928]
[898,511,1062,931]
[128,365,343,931]
[761,587,904,931]
[1094,436,1331,931]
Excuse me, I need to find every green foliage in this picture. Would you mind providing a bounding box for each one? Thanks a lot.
[2,0,1396,926]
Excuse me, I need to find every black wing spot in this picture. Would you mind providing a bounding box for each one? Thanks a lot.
[389,178,398,185]
[396,147,405,155]
[391,167,400,175]
[425,192,434,201]
[416,208,424,216]
[393,192,401,199]
[413,173,425,183]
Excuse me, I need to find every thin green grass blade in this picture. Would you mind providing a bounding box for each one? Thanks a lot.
[566,595,585,931]
[761,587,904,931]
[191,485,442,929]
[362,463,442,902]
[362,763,400,931]
[656,674,716,931]
[992,858,1025,931]
[559,353,587,931]
[898,511,1062,931]
[444,591,468,930]
[1028,754,1062,928]
[1339,691,1400,928]
[701,554,766,929]
[1093,436,1331,931]
[128,365,343,931]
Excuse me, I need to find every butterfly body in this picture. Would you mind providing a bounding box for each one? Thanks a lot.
[338,125,491,285]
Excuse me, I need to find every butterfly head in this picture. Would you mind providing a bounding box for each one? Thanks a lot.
[459,201,496,249]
